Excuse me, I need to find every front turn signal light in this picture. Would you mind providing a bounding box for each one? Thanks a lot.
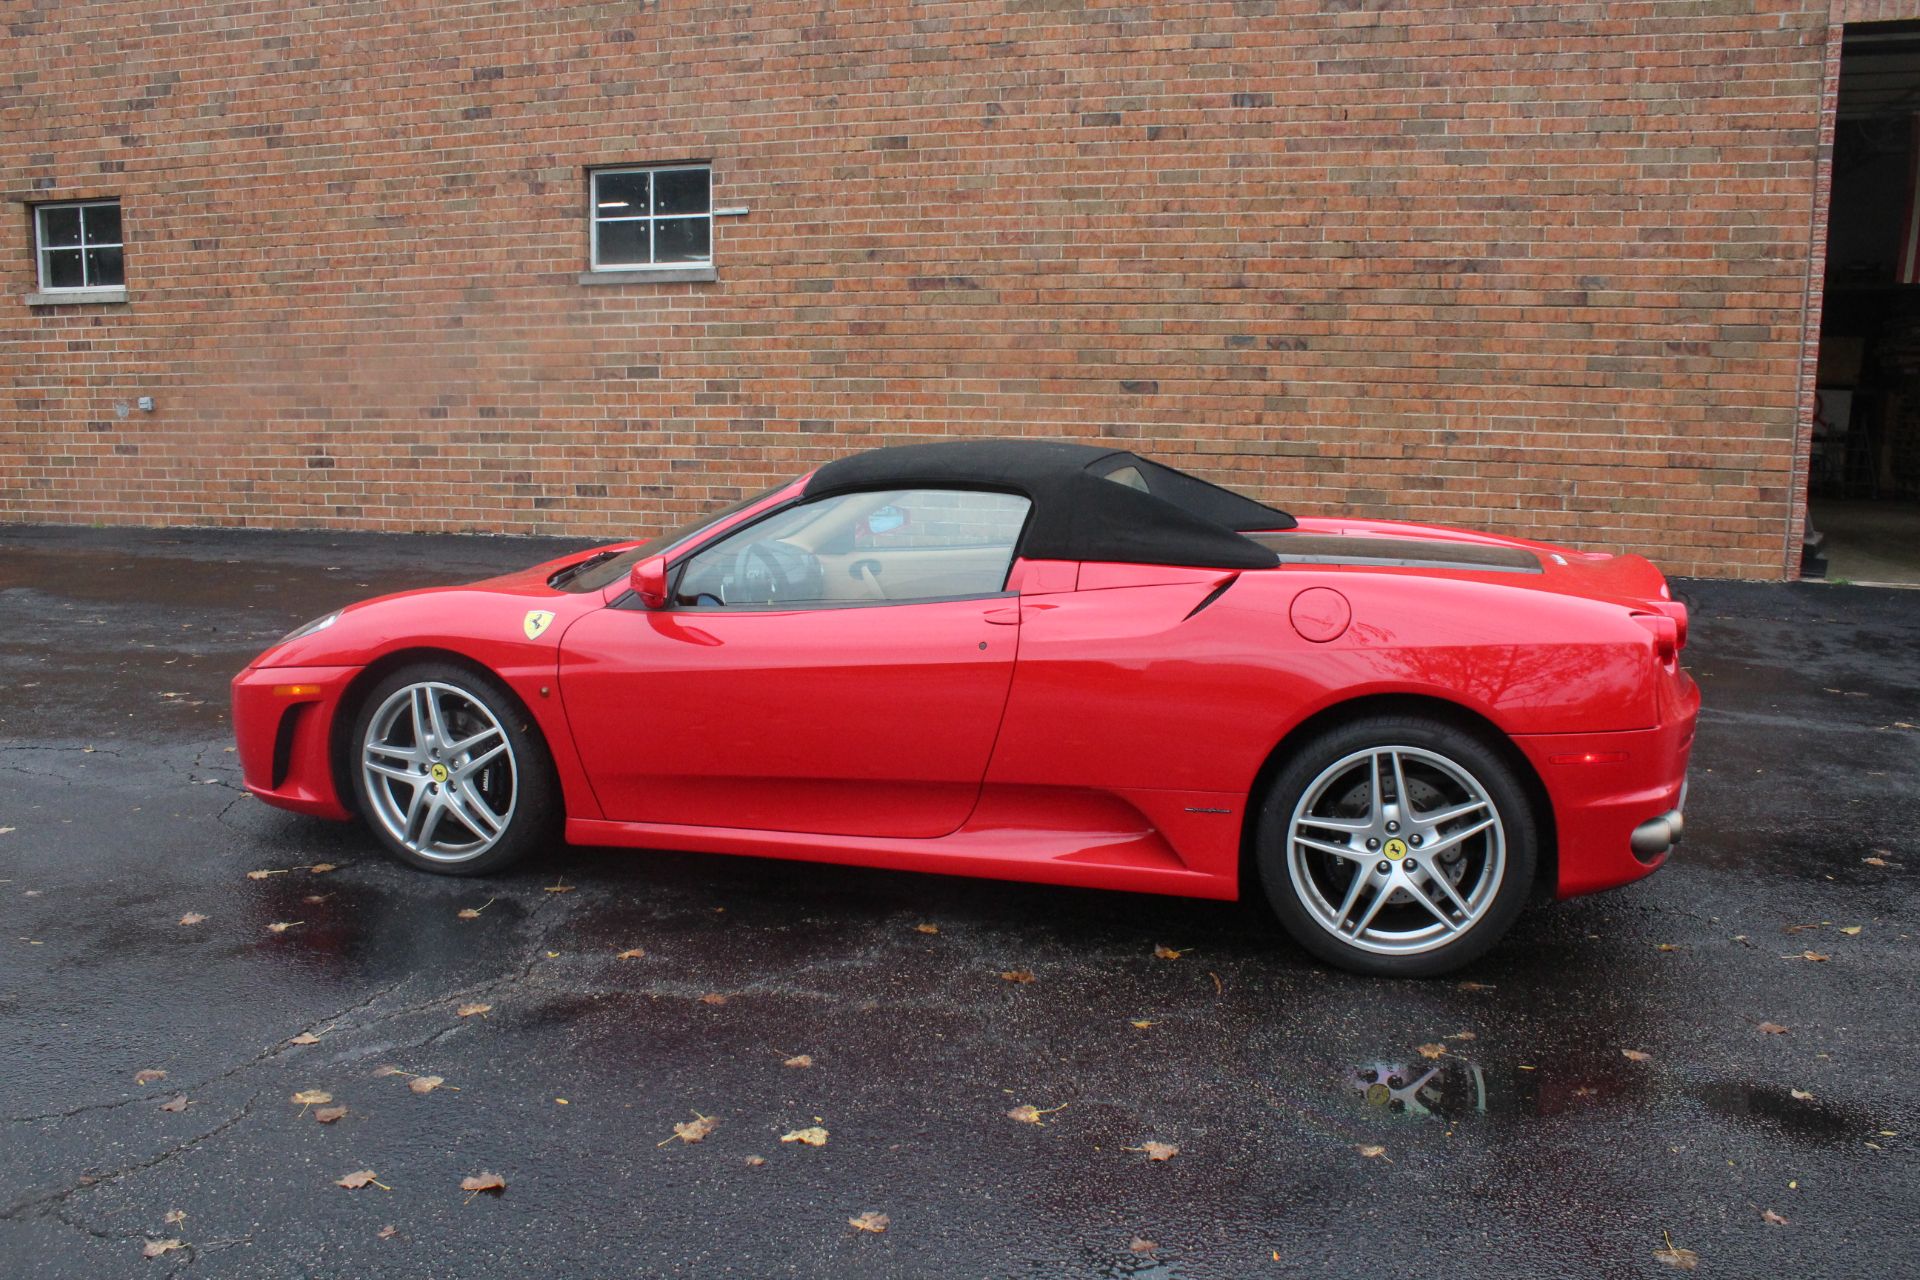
[272,684,322,697]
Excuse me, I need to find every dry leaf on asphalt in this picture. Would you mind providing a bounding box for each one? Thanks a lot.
[1130,1237,1158,1254]
[783,1054,813,1068]
[1758,1022,1788,1035]
[408,1075,445,1095]
[266,921,302,934]
[308,863,337,874]
[377,1225,397,1240]
[1653,1238,1699,1271]
[660,1112,718,1146]
[1862,855,1890,868]
[246,869,284,880]
[1001,969,1036,984]
[291,1090,332,1107]
[745,1155,767,1167]
[143,1239,184,1258]
[336,1169,385,1190]
[1356,1144,1389,1159]
[134,1069,167,1086]
[460,1171,507,1198]
[1153,945,1183,960]
[617,948,646,959]
[699,993,729,1005]
[781,1126,829,1146]
[1655,943,1682,952]
[1791,1088,1815,1101]
[1457,981,1495,992]
[544,880,574,894]
[1761,1209,1789,1225]
[1798,951,1829,962]
[1622,1049,1653,1063]
[456,1003,491,1018]
[164,1210,186,1225]
[177,913,206,926]
[1007,1103,1067,1126]
[314,1105,348,1124]
[915,923,940,935]
[1127,1141,1179,1162]
[1130,1019,1155,1029]
[158,1095,188,1113]
[1840,925,1863,936]
[849,1211,890,1234]
[1447,1031,1477,1041]
[1416,1043,1447,1060]
[456,898,494,919]
[289,1032,321,1045]
[373,1065,403,1077]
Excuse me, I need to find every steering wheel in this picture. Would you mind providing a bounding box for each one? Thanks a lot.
[728,541,791,603]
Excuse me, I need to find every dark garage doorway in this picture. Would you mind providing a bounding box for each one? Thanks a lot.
[1809,22,1920,585]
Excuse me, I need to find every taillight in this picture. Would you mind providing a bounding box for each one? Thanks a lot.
[1632,613,1679,664]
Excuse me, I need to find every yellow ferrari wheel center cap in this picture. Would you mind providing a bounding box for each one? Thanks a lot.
[1383,837,1409,861]
[429,763,449,784]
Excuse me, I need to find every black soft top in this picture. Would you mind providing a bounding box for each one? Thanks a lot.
[805,440,1294,569]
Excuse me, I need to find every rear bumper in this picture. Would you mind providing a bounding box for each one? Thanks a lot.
[1514,696,1697,900]
[229,664,359,820]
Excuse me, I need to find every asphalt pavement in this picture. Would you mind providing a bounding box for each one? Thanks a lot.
[0,522,1916,1278]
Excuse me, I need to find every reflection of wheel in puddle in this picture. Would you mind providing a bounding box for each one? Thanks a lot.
[1350,1060,1489,1119]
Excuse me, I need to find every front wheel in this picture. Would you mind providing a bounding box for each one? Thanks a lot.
[348,662,556,876]
[1255,715,1537,977]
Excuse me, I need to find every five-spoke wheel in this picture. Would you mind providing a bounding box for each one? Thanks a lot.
[348,663,554,875]
[1258,716,1535,977]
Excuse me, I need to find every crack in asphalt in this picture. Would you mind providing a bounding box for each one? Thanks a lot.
[1,1093,262,1223]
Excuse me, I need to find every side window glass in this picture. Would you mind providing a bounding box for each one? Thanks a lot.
[675,489,1030,608]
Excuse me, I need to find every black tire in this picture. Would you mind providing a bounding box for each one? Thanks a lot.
[346,661,558,876]
[1254,714,1537,978]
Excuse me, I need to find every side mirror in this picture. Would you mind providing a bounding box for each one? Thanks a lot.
[629,555,670,609]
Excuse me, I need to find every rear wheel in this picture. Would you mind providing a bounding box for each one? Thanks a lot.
[1255,715,1536,977]
[348,662,556,876]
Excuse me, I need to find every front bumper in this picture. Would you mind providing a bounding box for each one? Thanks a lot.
[229,664,360,820]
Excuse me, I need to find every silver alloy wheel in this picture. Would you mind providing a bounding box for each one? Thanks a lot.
[360,680,518,863]
[1286,745,1507,957]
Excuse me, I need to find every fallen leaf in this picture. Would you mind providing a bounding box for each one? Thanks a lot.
[143,1239,184,1258]
[915,923,940,935]
[1653,1242,1699,1271]
[246,869,284,880]
[745,1155,767,1167]
[781,1126,829,1146]
[1001,969,1036,984]
[456,1003,491,1018]
[616,948,646,959]
[266,921,302,934]
[784,1054,814,1069]
[302,894,330,905]
[1761,1209,1789,1226]
[544,881,574,894]
[1007,1102,1068,1125]
[1447,1031,1477,1041]
[1153,944,1183,960]
[314,1105,348,1124]
[291,1090,332,1106]
[289,1032,322,1045]
[308,863,337,874]
[1416,1043,1448,1060]
[1799,951,1829,963]
[660,1112,717,1146]
[163,1210,186,1225]
[1622,1049,1653,1063]
[1128,1141,1179,1162]
[1130,1019,1156,1029]
[1356,1144,1388,1159]
[373,1065,404,1077]
[460,1171,506,1197]
[377,1225,397,1240]
[1655,943,1682,952]
[1456,981,1495,992]
[1130,1237,1159,1254]
[849,1210,890,1234]
[134,1069,167,1086]
[1840,925,1862,936]
[409,1075,445,1095]
[699,993,729,1005]
[177,913,207,926]
[158,1095,188,1113]
[335,1169,383,1190]
[456,908,482,920]
[1758,1022,1788,1035]
[1862,856,1889,868]
[1791,1088,1815,1101]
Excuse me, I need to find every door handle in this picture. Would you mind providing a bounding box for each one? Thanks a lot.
[983,606,1021,626]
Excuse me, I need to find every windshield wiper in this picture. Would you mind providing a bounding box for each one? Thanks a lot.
[547,549,621,589]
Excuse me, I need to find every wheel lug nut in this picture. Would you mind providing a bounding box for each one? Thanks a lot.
[1366,838,1379,850]
[1410,834,1422,847]
[1404,859,1417,873]
[1386,821,1400,833]
[427,783,438,794]
[1376,861,1391,874]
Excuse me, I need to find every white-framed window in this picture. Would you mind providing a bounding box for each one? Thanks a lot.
[589,165,712,271]
[35,200,124,292]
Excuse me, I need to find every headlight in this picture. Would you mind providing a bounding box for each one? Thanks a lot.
[276,612,339,646]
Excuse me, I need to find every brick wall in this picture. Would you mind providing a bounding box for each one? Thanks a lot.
[1,1,1842,578]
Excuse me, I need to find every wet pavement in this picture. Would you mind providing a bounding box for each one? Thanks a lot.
[1,522,1916,1278]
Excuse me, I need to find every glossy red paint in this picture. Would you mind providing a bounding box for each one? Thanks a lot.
[231,472,1696,904]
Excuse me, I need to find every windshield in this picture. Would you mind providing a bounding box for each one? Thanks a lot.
[554,486,784,593]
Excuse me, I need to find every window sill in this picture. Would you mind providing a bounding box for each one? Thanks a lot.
[25,288,128,307]
[578,267,716,286]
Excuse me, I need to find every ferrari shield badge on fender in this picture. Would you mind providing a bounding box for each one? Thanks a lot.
[522,610,555,641]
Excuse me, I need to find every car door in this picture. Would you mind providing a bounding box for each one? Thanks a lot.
[557,487,1031,839]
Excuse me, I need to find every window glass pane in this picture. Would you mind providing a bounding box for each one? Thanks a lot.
[85,246,125,287]
[39,206,82,249]
[593,171,649,217]
[596,218,650,267]
[43,249,84,289]
[652,168,710,216]
[653,216,710,263]
[677,489,1030,609]
[83,203,121,246]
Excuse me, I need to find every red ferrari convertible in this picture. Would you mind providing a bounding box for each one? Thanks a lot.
[232,441,1696,976]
